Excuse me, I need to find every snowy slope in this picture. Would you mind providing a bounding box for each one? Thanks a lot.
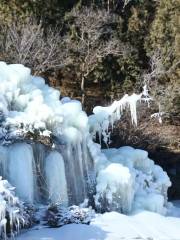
[17,204,180,240]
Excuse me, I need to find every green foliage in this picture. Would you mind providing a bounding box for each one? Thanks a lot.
[146,0,179,67]
[0,0,78,27]
[0,0,179,114]
[145,0,180,114]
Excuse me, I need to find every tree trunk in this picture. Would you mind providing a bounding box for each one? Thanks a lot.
[81,75,85,107]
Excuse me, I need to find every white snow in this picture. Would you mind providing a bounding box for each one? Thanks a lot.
[0,62,89,137]
[17,204,180,240]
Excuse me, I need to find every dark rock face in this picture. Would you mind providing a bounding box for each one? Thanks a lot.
[150,150,180,200]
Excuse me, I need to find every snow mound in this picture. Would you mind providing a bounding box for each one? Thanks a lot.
[94,146,171,214]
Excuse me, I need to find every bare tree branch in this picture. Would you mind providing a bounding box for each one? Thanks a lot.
[0,18,68,75]
[63,7,131,104]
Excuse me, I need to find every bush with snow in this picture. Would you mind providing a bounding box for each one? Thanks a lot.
[45,204,95,228]
[0,177,33,239]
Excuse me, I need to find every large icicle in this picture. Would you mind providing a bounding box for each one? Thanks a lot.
[45,151,68,206]
[8,143,35,203]
[61,127,88,205]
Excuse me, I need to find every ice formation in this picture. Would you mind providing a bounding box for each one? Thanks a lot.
[0,62,172,238]
[0,62,93,206]
[8,143,34,203]
[94,146,171,214]
[45,151,68,206]
[0,177,25,239]
[0,143,35,203]
[89,85,151,144]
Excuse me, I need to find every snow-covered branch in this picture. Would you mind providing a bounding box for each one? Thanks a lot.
[89,85,151,144]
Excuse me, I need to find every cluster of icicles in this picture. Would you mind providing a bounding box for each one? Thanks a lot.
[89,84,150,144]
[0,177,25,239]
[0,62,171,238]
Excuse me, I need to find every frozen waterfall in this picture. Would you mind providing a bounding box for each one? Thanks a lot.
[0,62,171,217]
[0,141,94,206]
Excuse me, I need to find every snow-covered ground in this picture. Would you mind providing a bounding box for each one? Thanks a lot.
[17,203,180,240]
